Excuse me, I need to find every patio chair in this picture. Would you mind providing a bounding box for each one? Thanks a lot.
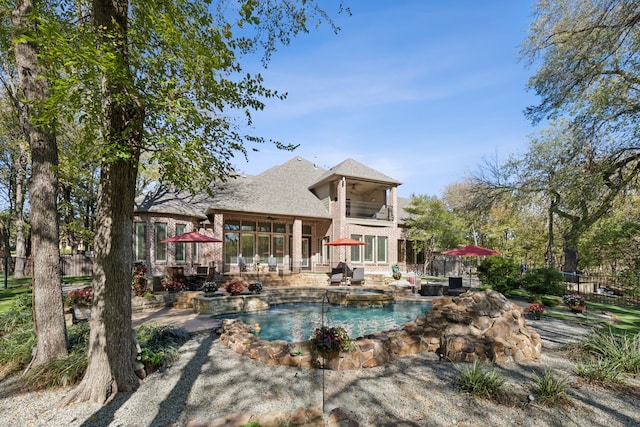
[329,272,343,285]
[238,256,247,272]
[447,276,465,296]
[336,261,353,277]
[351,267,365,285]
[268,256,277,272]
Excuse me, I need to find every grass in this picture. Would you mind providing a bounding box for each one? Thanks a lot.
[0,275,92,313]
[532,369,570,406]
[456,360,508,403]
[0,291,189,389]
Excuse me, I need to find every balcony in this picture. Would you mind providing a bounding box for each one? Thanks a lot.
[346,200,393,221]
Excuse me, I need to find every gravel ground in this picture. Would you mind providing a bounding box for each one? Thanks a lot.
[1,316,639,427]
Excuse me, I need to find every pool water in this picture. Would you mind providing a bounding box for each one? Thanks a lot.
[216,301,432,343]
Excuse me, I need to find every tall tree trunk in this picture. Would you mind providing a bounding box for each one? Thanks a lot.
[545,200,556,268]
[65,0,143,404]
[12,0,67,364]
[13,144,27,277]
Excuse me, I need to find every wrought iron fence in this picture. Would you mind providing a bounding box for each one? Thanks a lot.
[564,272,640,307]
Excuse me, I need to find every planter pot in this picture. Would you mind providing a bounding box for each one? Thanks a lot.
[568,305,586,314]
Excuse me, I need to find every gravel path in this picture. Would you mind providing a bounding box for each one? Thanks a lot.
[1,316,639,426]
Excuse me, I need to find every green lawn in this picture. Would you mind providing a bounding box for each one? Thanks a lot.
[0,276,92,313]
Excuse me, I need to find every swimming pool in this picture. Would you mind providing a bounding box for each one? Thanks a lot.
[216,301,432,343]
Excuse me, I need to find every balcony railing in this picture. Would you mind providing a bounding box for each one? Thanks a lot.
[346,200,393,221]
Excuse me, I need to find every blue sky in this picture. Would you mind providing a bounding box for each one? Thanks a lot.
[236,1,540,198]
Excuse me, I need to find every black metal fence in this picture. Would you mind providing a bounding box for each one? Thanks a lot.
[564,272,640,307]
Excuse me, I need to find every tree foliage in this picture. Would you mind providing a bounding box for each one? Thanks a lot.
[404,194,465,271]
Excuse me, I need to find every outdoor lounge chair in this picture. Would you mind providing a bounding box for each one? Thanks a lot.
[351,267,365,285]
[329,273,343,285]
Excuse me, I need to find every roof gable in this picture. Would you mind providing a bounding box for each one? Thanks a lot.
[311,158,401,188]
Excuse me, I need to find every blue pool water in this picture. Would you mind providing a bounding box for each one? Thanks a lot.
[216,301,432,343]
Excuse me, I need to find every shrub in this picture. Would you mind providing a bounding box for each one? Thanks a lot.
[456,360,507,402]
[136,324,189,372]
[541,295,562,307]
[132,262,150,297]
[575,357,622,385]
[570,329,640,375]
[521,267,565,296]
[11,294,32,312]
[65,286,93,307]
[532,369,569,405]
[477,257,521,294]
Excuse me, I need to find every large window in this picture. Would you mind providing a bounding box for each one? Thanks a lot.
[241,233,255,262]
[377,236,388,263]
[224,220,289,266]
[364,235,375,262]
[257,235,270,264]
[154,223,167,262]
[224,232,239,264]
[175,224,186,263]
[350,234,362,262]
[134,222,147,262]
[273,235,285,263]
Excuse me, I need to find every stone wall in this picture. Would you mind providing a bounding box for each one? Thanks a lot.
[217,289,542,370]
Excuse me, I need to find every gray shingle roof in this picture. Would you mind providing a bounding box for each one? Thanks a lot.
[135,156,402,220]
[311,158,402,188]
[208,157,331,218]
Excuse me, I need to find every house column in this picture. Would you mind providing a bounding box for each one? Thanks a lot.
[292,218,302,273]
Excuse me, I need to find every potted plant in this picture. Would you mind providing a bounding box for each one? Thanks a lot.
[201,282,218,297]
[163,280,184,293]
[226,281,246,296]
[248,281,263,294]
[525,303,545,320]
[309,326,354,359]
[562,293,586,313]
[132,262,150,297]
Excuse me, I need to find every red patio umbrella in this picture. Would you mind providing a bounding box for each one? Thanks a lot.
[160,231,222,243]
[442,245,501,285]
[325,238,368,273]
[441,245,501,257]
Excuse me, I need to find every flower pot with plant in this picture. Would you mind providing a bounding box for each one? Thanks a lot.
[248,281,263,294]
[526,303,545,320]
[309,326,354,359]
[226,281,246,296]
[201,282,218,297]
[163,279,184,293]
[562,293,586,313]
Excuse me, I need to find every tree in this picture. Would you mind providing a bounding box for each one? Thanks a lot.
[404,194,465,274]
[0,96,29,277]
[47,0,347,404]
[523,0,640,270]
[11,0,67,363]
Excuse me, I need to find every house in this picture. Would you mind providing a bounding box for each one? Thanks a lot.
[133,156,412,277]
